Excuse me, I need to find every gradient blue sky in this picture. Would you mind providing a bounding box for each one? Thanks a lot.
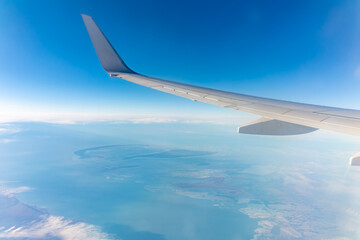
[0,0,360,121]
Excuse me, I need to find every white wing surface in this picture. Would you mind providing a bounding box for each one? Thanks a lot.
[81,14,360,138]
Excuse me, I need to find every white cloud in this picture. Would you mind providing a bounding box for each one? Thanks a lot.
[0,186,32,197]
[0,124,20,135]
[123,117,177,124]
[0,138,16,143]
[0,215,113,240]
[0,183,113,240]
[0,111,246,125]
[172,169,226,179]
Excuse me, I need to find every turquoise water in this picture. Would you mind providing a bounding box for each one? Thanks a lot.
[1,122,360,239]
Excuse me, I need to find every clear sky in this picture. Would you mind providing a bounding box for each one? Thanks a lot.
[0,0,360,122]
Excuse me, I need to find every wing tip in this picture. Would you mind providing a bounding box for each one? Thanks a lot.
[81,14,135,74]
[81,14,93,20]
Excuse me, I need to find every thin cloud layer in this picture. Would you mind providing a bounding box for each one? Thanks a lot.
[0,184,113,240]
[0,186,32,197]
[0,111,246,125]
[0,215,113,240]
[0,124,21,135]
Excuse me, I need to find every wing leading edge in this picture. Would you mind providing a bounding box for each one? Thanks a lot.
[81,14,360,139]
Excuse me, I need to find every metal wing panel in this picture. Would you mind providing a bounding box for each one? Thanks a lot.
[82,14,360,137]
[115,73,360,137]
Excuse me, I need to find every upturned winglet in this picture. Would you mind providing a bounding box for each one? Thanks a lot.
[81,14,134,74]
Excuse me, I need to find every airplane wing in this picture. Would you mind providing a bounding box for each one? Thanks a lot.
[81,14,360,164]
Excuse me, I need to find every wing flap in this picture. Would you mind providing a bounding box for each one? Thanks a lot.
[284,110,329,122]
[315,110,360,120]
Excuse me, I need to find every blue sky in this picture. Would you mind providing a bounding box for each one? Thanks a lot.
[0,0,359,122]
